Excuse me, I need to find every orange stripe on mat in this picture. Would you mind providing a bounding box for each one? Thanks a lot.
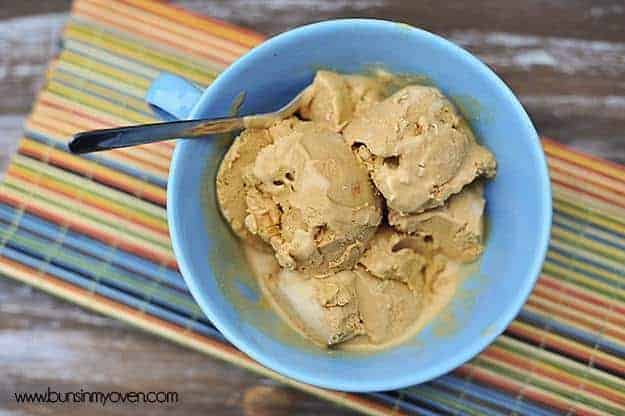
[78,0,243,64]
[37,96,176,155]
[73,5,233,68]
[26,118,170,179]
[33,102,175,159]
[548,158,625,196]
[543,139,625,180]
[551,176,625,210]
[531,284,625,328]
[7,165,168,236]
[537,276,625,316]
[506,321,625,375]
[525,297,625,343]
[0,189,177,270]
[124,0,265,47]
[482,346,625,407]
[455,365,603,416]
[18,139,167,207]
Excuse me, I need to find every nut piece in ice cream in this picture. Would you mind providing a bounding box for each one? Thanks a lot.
[216,128,274,250]
[389,182,487,262]
[245,122,383,275]
[299,71,385,131]
[355,269,422,345]
[344,85,496,214]
[272,269,363,346]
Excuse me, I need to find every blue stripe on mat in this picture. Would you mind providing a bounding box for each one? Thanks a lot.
[0,245,222,340]
[518,310,625,357]
[23,129,169,190]
[367,392,441,416]
[552,216,625,252]
[547,246,624,287]
[0,204,184,291]
[0,222,203,321]
[433,374,557,416]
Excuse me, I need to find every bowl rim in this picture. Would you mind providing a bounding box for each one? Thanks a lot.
[167,18,553,392]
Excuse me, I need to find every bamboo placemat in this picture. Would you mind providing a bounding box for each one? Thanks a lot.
[1,0,624,414]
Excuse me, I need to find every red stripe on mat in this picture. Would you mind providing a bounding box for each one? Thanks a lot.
[73,5,233,67]
[551,177,625,210]
[7,166,169,236]
[531,284,625,327]
[544,138,625,174]
[483,347,625,407]
[145,0,265,46]
[0,190,176,269]
[537,277,625,317]
[455,365,600,416]
[18,142,167,207]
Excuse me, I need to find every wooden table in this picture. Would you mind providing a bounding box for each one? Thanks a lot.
[1,1,624,414]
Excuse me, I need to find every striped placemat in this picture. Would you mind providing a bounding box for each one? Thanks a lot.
[1,0,624,414]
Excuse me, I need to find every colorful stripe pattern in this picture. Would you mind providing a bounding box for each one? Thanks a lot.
[1,0,623,414]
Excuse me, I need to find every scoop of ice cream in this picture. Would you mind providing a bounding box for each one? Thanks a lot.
[354,269,422,344]
[299,71,352,131]
[299,71,384,132]
[219,70,498,351]
[344,74,385,115]
[244,187,281,243]
[389,182,487,262]
[357,227,428,293]
[272,269,363,346]
[344,85,496,214]
[373,125,496,214]
[344,85,445,157]
[245,122,382,275]
[216,128,274,250]
[268,266,425,347]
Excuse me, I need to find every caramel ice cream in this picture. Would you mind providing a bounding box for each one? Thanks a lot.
[357,227,428,292]
[244,120,382,276]
[266,269,363,346]
[389,182,487,262]
[261,258,433,347]
[216,128,274,250]
[354,269,423,345]
[344,85,496,214]
[299,70,385,131]
[216,70,497,350]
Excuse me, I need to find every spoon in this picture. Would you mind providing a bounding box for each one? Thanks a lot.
[68,89,308,154]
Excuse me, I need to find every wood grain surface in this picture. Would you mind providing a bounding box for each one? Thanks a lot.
[1,0,624,415]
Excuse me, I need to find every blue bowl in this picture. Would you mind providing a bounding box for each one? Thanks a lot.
[146,19,552,392]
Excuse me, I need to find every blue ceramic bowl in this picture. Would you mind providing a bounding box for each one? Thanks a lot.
[146,19,551,392]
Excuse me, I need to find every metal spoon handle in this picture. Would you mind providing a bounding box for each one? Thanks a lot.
[68,116,245,154]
